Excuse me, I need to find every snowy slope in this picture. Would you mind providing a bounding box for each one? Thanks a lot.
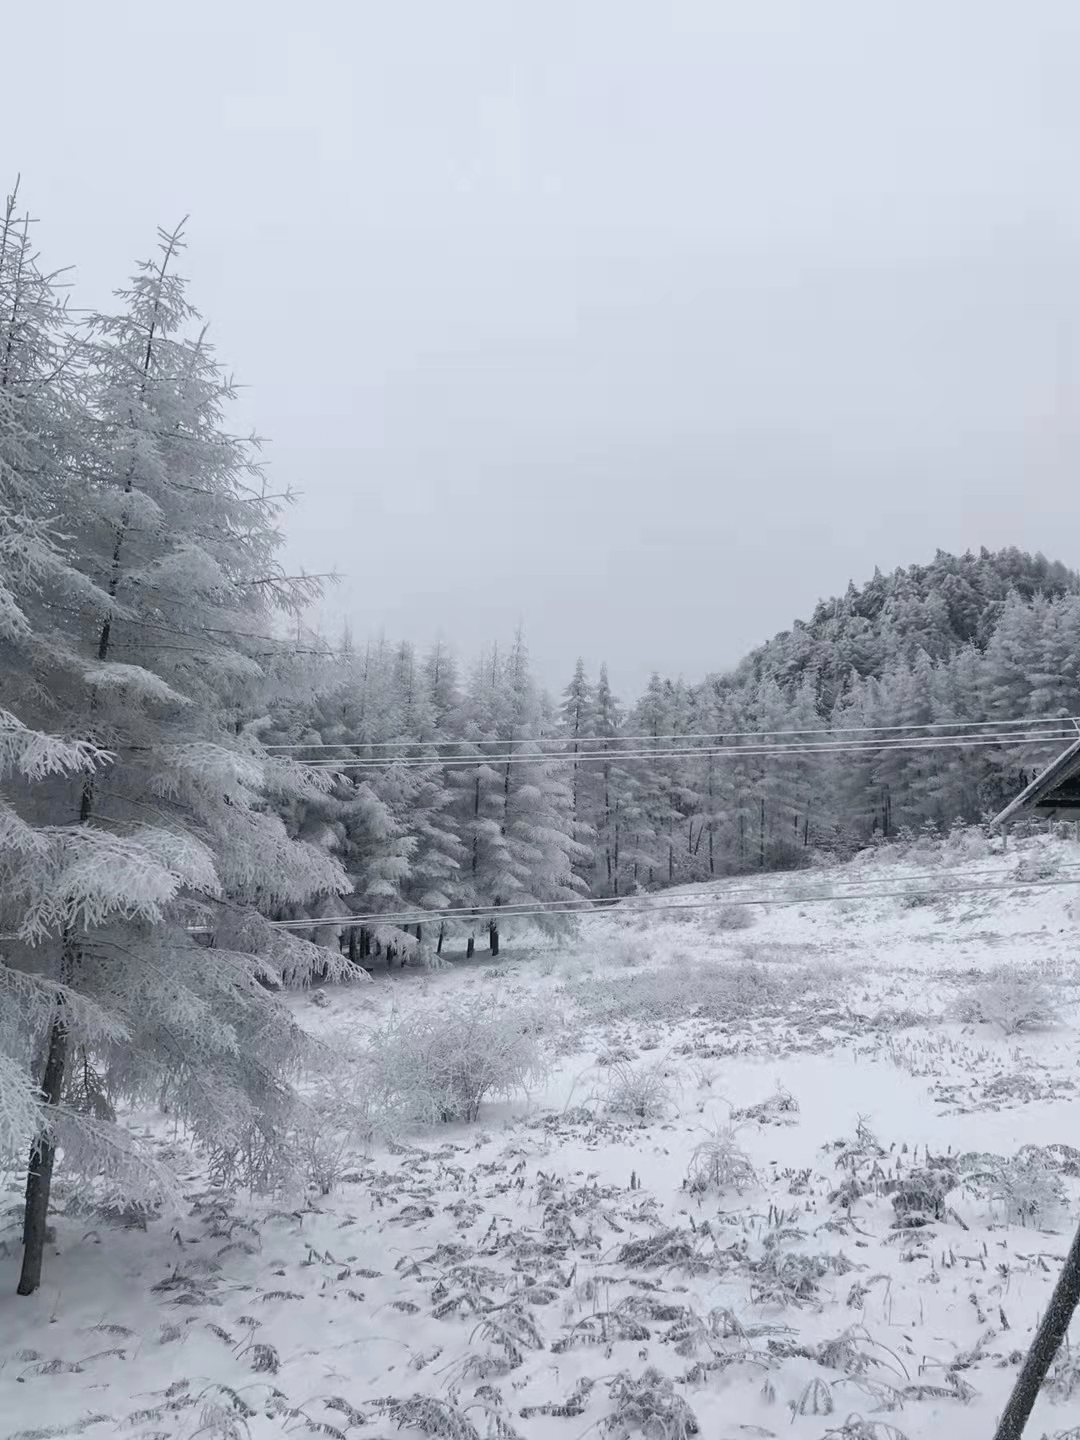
[3,832,1080,1440]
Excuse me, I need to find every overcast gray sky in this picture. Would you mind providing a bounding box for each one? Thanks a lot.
[9,1,1080,698]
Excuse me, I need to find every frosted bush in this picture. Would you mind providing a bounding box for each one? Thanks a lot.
[712,903,756,931]
[605,1059,672,1120]
[291,1060,378,1193]
[786,879,835,902]
[1013,848,1063,883]
[606,1367,699,1440]
[952,964,1060,1034]
[897,887,933,909]
[685,1125,757,1194]
[961,1145,1068,1227]
[942,823,992,865]
[568,957,828,1027]
[364,996,548,1126]
[599,936,649,968]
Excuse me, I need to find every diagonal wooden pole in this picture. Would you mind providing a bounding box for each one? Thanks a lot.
[992,1213,1080,1440]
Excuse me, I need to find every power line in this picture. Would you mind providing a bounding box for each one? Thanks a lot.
[13,864,1068,949]
[280,729,1080,771]
[291,734,1080,769]
[256,862,1080,932]
[262,713,1080,753]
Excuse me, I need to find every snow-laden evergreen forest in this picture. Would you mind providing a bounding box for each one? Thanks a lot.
[5,196,1080,1440]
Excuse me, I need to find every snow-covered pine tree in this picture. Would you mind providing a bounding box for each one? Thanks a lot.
[685,681,726,877]
[974,590,1049,808]
[738,676,822,868]
[624,674,673,887]
[0,181,127,1288]
[444,635,585,952]
[445,645,517,955]
[587,664,651,896]
[559,658,597,886]
[424,640,460,732]
[389,646,464,949]
[663,677,708,883]
[920,645,989,826]
[496,632,587,944]
[1,218,348,1294]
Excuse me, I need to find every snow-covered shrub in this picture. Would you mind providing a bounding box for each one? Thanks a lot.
[605,1058,672,1120]
[605,1367,699,1440]
[960,1145,1068,1227]
[597,1044,638,1067]
[600,936,649,968]
[1013,847,1063,883]
[786,879,835,902]
[897,886,934,909]
[886,1162,957,1227]
[364,996,548,1126]
[942,822,993,865]
[568,957,827,1029]
[207,1118,297,1196]
[1045,1349,1080,1404]
[952,964,1060,1033]
[732,1085,800,1125]
[685,1125,757,1194]
[290,1059,377,1193]
[712,903,756,931]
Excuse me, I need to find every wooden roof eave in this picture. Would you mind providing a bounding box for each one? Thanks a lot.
[991,736,1080,829]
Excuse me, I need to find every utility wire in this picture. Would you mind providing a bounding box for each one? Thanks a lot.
[256,865,1080,932]
[262,712,1080,752]
[281,730,1079,771]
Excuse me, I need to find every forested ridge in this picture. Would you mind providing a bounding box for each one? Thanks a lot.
[2,194,1078,1290]
[263,547,1080,939]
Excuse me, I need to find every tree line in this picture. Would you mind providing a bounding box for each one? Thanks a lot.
[271,551,1080,939]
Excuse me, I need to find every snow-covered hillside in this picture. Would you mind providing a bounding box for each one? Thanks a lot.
[4,831,1080,1440]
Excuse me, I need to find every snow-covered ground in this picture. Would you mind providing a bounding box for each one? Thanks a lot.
[4,832,1080,1440]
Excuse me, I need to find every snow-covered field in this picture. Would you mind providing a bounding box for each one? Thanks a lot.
[5,833,1080,1440]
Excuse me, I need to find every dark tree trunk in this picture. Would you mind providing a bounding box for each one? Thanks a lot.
[472,773,480,877]
[466,935,475,959]
[348,926,359,965]
[992,1214,1080,1440]
[489,896,501,956]
[436,924,445,956]
[706,768,715,875]
[18,959,72,1295]
[19,772,94,1296]
[759,796,765,869]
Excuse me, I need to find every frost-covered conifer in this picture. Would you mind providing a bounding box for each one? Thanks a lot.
[1,215,348,1294]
